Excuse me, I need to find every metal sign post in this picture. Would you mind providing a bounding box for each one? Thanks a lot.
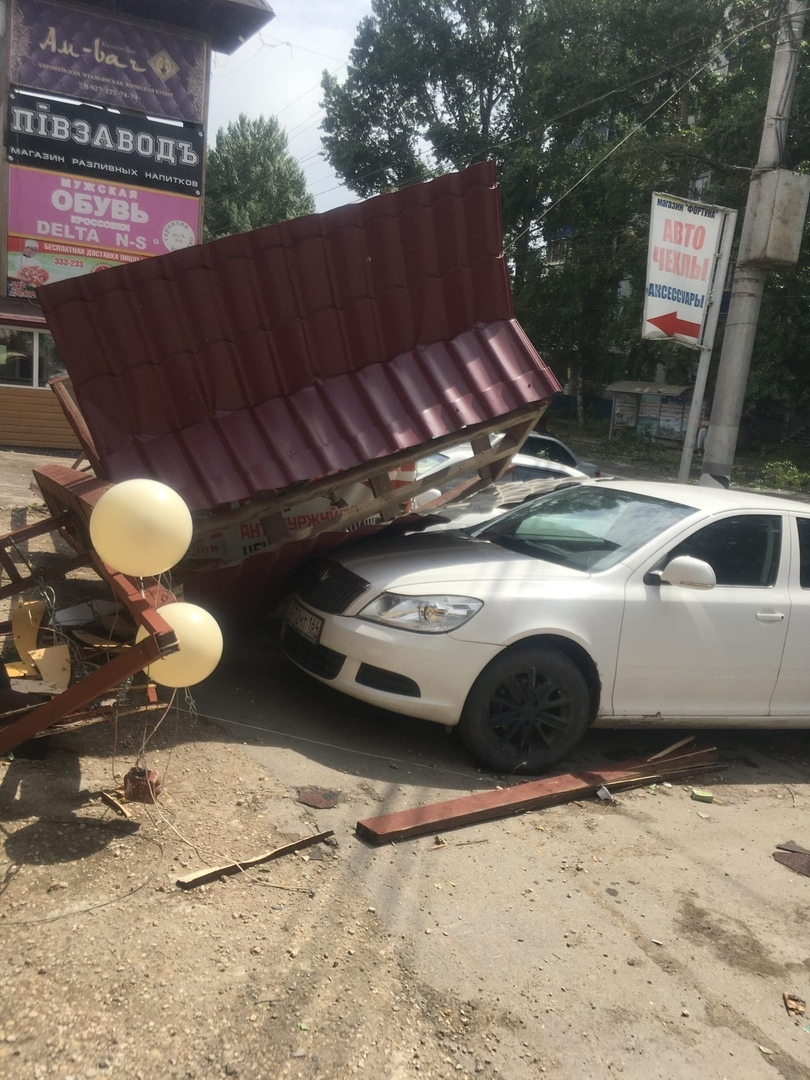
[641,192,736,484]
[677,207,737,483]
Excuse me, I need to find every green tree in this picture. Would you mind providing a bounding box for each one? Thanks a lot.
[321,0,533,205]
[322,1,810,424]
[695,23,810,423]
[204,114,315,240]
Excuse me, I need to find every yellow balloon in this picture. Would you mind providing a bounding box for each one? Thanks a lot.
[136,603,223,688]
[90,479,193,577]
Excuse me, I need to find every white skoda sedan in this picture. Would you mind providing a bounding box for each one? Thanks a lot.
[281,480,810,773]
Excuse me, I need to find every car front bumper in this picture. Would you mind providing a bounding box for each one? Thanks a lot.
[281,604,501,725]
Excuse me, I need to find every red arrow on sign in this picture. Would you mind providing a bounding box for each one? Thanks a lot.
[647,311,701,339]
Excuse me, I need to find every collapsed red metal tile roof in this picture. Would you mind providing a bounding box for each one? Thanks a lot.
[38,162,561,512]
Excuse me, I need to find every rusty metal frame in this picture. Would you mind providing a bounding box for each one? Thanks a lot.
[0,465,180,754]
[0,510,87,602]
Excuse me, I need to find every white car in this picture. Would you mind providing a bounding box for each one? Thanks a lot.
[281,480,810,773]
[412,442,587,509]
[517,432,601,477]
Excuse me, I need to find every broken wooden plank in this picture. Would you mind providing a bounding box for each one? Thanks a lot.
[356,748,720,845]
[188,403,548,548]
[175,830,335,889]
[646,735,695,762]
[100,790,131,818]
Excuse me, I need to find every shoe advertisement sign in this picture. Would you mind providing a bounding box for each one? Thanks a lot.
[7,164,199,296]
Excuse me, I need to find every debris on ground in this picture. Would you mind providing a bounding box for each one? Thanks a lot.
[296,786,341,809]
[772,848,810,878]
[783,992,806,1017]
[123,765,162,803]
[0,474,185,756]
[99,789,131,818]
[356,743,721,845]
[176,830,335,889]
[776,839,810,855]
[691,788,714,803]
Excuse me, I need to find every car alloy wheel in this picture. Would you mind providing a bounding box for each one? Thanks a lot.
[459,646,591,774]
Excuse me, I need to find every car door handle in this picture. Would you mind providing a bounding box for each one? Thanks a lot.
[756,611,785,623]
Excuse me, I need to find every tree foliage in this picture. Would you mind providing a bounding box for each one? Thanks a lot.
[321,0,810,422]
[204,114,314,240]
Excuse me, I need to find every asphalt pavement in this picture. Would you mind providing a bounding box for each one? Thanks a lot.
[0,446,78,510]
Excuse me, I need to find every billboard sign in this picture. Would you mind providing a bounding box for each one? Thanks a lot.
[7,165,199,295]
[7,88,203,196]
[10,0,207,123]
[643,193,727,348]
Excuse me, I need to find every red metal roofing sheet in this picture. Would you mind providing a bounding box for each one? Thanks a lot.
[38,162,561,511]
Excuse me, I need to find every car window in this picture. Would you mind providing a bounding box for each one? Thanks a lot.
[796,517,810,588]
[415,452,450,478]
[475,486,696,571]
[503,464,565,482]
[667,514,781,587]
[525,437,575,468]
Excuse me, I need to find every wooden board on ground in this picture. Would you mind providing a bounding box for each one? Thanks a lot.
[355,747,721,845]
[176,831,336,889]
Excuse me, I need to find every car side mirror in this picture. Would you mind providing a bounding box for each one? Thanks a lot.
[660,555,716,589]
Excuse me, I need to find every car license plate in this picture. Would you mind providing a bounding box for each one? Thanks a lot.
[286,600,323,644]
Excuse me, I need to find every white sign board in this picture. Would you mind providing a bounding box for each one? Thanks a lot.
[643,192,726,348]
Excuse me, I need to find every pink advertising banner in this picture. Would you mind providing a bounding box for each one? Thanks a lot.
[7,164,199,296]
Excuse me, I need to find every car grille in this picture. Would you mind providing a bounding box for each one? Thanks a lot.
[296,560,370,614]
[356,663,421,698]
[281,624,345,680]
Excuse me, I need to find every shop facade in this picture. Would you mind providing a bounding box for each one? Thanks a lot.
[0,0,273,449]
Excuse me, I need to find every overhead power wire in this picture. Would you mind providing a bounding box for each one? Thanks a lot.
[260,33,350,66]
[305,0,781,195]
[206,2,781,216]
[222,3,749,195]
[511,3,807,244]
[309,5,786,213]
[318,1,778,169]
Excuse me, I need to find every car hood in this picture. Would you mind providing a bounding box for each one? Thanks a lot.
[335,529,584,596]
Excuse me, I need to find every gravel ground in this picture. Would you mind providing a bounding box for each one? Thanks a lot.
[1,452,810,1080]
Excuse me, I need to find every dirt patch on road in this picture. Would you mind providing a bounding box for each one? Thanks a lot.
[0,712,529,1080]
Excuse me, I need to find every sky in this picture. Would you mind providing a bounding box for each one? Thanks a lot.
[207,1,374,213]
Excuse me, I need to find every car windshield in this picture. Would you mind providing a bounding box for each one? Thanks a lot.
[471,485,697,571]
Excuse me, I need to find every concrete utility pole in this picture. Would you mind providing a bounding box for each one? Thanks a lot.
[701,0,809,487]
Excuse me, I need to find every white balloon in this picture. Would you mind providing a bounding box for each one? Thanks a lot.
[90,479,193,577]
[136,603,223,688]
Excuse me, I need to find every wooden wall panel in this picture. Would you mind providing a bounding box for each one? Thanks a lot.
[0,387,80,450]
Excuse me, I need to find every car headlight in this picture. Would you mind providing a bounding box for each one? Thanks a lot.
[359,593,484,633]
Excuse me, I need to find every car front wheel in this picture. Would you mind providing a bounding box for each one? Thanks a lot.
[459,646,591,774]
